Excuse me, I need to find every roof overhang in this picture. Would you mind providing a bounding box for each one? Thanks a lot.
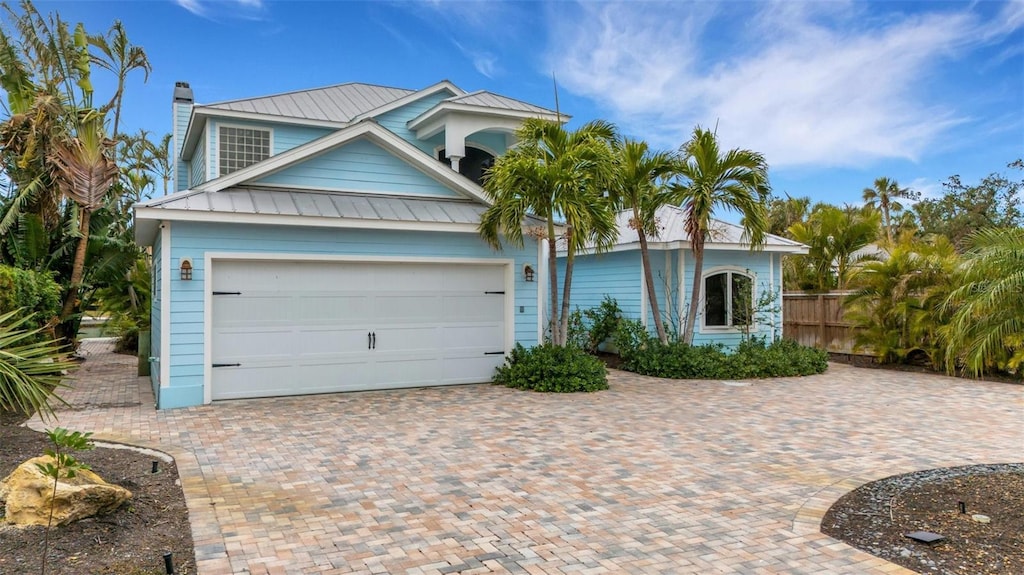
[408,102,565,140]
[560,241,809,257]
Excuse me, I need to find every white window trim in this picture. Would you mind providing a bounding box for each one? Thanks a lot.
[699,266,756,334]
[214,122,275,179]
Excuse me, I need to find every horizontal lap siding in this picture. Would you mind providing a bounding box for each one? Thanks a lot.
[253,139,462,197]
[150,233,162,393]
[174,104,191,192]
[163,222,538,407]
[207,119,332,180]
[376,92,453,154]
[190,139,206,187]
[558,251,641,328]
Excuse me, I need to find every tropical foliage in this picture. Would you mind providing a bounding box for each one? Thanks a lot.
[0,308,75,418]
[0,0,161,347]
[787,204,880,291]
[609,138,676,343]
[479,118,618,346]
[670,126,770,345]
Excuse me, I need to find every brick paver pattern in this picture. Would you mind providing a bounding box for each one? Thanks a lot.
[28,340,1023,574]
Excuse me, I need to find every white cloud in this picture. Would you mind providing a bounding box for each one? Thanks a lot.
[908,177,943,201]
[174,0,205,17]
[174,0,264,19]
[545,1,1020,170]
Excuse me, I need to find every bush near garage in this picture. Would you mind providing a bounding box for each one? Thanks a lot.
[493,343,609,392]
[614,318,828,379]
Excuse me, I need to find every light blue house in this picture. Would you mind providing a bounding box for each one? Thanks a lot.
[135,80,560,408]
[560,205,807,347]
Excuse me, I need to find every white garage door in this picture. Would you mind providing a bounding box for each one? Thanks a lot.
[210,260,507,400]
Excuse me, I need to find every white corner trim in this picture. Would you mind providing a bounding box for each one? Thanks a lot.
[504,261,515,354]
[204,118,213,182]
[160,222,171,390]
[537,240,545,343]
[640,259,648,328]
[769,253,776,340]
[677,248,686,336]
[664,250,672,331]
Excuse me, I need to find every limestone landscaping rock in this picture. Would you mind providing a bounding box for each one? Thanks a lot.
[0,455,132,527]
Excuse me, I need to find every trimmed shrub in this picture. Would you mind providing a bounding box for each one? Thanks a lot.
[494,343,609,392]
[614,318,828,379]
[0,265,61,331]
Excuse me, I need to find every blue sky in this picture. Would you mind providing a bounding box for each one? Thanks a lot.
[33,0,1024,207]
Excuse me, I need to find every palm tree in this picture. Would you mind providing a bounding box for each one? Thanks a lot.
[479,118,618,346]
[863,177,917,245]
[152,132,173,196]
[943,227,1024,377]
[787,205,881,291]
[767,193,810,237]
[670,126,770,345]
[89,20,150,140]
[609,138,676,343]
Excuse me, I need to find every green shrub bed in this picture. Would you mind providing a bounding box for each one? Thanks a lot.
[494,343,609,392]
[618,331,828,380]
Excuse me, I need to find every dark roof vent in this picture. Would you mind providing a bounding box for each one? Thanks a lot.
[173,81,193,104]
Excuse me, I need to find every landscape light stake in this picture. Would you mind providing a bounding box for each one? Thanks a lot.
[152,460,159,473]
[163,552,175,574]
[958,501,966,514]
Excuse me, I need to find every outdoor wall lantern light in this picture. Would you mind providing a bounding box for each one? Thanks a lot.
[180,258,193,281]
[524,264,535,282]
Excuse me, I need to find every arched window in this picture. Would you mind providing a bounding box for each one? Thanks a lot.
[703,270,754,328]
[437,146,495,186]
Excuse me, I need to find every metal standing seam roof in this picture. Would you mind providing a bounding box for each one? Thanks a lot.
[138,187,549,227]
[558,205,806,252]
[443,90,559,115]
[201,83,415,123]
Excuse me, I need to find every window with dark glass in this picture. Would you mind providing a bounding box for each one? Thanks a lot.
[219,126,270,176]
[704,271,754,327]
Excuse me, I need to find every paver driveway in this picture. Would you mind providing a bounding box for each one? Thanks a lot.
[28,341,1023,574]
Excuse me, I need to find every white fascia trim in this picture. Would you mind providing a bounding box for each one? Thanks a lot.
[407,102,563,133]
[253,181,467,201]
[563,241,808,257]
[352,80,465,123]
[160,222,171,391]
[182,108,347,157]
[195,121,493,205]
[135,206,482,234]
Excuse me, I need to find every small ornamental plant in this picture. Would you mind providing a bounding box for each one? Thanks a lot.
[35,428,94,575]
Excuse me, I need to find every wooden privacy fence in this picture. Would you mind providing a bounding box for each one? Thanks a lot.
[782,291,862,352]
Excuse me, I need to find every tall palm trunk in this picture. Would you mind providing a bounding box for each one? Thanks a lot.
[636,207,667,343]
[558,231,576,346]
[683,235,705,345]
[547,220,560,345]
[59,208,91,322]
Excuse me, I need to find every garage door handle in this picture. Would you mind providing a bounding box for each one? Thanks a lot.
[212,291,242,295]
[212,363,241,368]
[368,332,372,349]
[371,332,376,349]
[484,351,505,355]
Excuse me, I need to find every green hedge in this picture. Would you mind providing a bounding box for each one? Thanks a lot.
[616,319,828,379]
[0,265,61,330]
[494,343,609,392]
